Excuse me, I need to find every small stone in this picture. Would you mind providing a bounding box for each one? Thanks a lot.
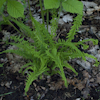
[5,81,12,88]
[98,50,100,54]
[59,18,64,25]
[88,46,98,55]
[76,98,81,100]
[95,54,100,61]
[76,60,91,70]
[62,14,73,23]
[41,86,46,90]
[89,78,94,82]
[1,82,4,86]
[7,53,14,60]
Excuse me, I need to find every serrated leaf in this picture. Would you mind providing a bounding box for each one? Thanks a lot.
[44,0,60,9]
[62,0,83,15]
[0,0,6,9]
[7,0,24,18]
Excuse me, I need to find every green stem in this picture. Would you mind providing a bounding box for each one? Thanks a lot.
[8,20,22,35]
[56,3,62,28]
[47,9,49,30]
[39,0,44,24]
[0,12,22,34]
[28,0,34,28]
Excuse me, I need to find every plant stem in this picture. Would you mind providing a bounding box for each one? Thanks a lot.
[0,12,22,35]
[8,20,22,34]
[56,3,62,29]
[28,0,34,28]
[46,9,49,30]
[39,0,44,24]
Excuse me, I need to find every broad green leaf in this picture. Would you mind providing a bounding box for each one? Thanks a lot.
[0,0,6,9]
[7,0,24,18]
[62,0,83,15]
[44,0,60,9]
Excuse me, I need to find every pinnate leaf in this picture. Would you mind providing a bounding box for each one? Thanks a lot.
[7,0,24,18]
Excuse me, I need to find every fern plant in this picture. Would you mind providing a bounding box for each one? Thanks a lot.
[0,0,99,95]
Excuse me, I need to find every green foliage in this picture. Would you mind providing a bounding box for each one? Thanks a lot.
[7,0,24,18]
[0,0,6,9]
[0,0,99,96]
[44,0,60,9]
[0,0,24,18]
[0,0,6,16]
[44,0,83,15]
[62,0,83,15]
[1,17,99,94]
[66,14,83,42]
[50,9,58,37]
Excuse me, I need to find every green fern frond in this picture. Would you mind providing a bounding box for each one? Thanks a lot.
[66,14,83,42]
[50,9,58,37]
[10,18,33,38]
[46,47,68,87]
[32,17,54,46]
[24,72,37,95]
[62,61,78,75]
[57,40,86,60]
[0,8,99,96]
[84,53,99,67]
[74,39,98,46]
[1,0,99,96]
[25,66,48,95]
[19,62,34,74]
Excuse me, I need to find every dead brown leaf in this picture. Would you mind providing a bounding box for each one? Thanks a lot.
[75,82,85,90]
[49,79,64,90]
[82,70,90,78]
[96,73,100,84]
